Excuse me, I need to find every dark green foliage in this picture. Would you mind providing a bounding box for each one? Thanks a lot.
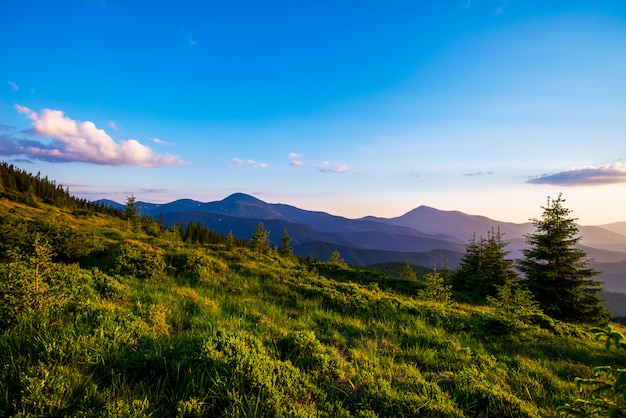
[418,270,452,303]
[249,221,270,255]
[113,241,167,280]
[328,249,347,266]
[517,195,610,324]
[0,161,123,217]
[170,250,228,283]
[399,260,417,281]
[559,326,626,417]
[0,213,106,263]
[487,281,542,319]
[277,330,341,377]
[125,194,138,223]
[180,220,228,245]
[0,260,32,330]
[280,228,295,258]
[453,229,517,302]
[363,261,432,280]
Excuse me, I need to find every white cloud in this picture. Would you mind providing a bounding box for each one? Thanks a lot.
[288,152,302,159]
[107,121,118,130]
[527,163,626,186]
[13,105,184,166]
[319,161,350,173]
[8,81,19,92]
[232,157,268,169]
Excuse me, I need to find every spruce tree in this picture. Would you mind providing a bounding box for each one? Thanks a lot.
[453,229,516,301]
[517,194,610,324]
[249,222,270,255]
[419,270,452,303]
[328,250,347,266]
[480,228,517,296]
[452,233,481,296]
[280,228,294,258]
[400,261,417,281]
[125,195,138,223]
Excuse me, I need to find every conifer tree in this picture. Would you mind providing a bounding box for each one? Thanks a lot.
[400,261,417,281]
[125,194,138,223]
[328,250,347,266]
[226,230,237,250]
[419,269,452,303]
[280,228,294,258]
[453,229,516,301]
[250,222,270,255]
[517,194,610,324]
[452,233,481,295]
[480,228,517,296]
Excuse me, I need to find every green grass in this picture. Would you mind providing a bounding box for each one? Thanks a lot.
[1,198,625,417]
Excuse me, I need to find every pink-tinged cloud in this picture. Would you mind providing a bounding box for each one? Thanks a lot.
[232,157,268,169]
[152,137,176,146]
[319,161,350,173]
[527,163,626,186]
[290,160,304,167]
[288,152,302,159]
[13,105,184,166]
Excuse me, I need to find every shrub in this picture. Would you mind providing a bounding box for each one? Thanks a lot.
[113,242,166,280]
[173,251,228,283]
[277,330,341,378]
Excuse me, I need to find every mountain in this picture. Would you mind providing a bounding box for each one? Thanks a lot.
[97,194,626,280]
[102,195,468,261]
[362,205,534,242]
[598,221,626,236]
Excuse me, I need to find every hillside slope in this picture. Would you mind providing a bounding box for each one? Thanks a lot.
[1,178,626,416]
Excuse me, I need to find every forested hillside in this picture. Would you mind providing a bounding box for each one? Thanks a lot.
[1,163,625,417]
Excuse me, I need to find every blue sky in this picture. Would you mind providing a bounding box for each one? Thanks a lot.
[1,1,625,224]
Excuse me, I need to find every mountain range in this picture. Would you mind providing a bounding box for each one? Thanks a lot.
[98,193,626,293]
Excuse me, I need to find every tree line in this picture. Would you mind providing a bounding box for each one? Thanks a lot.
[0,162,123,217]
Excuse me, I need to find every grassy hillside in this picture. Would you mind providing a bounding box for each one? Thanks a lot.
[1,164,625,417]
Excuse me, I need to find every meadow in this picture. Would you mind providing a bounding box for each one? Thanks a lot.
[1,165,625,417]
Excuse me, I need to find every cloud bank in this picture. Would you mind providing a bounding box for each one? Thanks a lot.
[7,105,184,166]
[527,163,626,186]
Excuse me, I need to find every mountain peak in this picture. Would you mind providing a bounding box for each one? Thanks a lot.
[221,193,265,204]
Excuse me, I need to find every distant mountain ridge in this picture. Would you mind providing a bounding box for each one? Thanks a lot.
[97,193,626,292]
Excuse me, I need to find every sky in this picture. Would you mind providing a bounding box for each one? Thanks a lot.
[1,0,625,225]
